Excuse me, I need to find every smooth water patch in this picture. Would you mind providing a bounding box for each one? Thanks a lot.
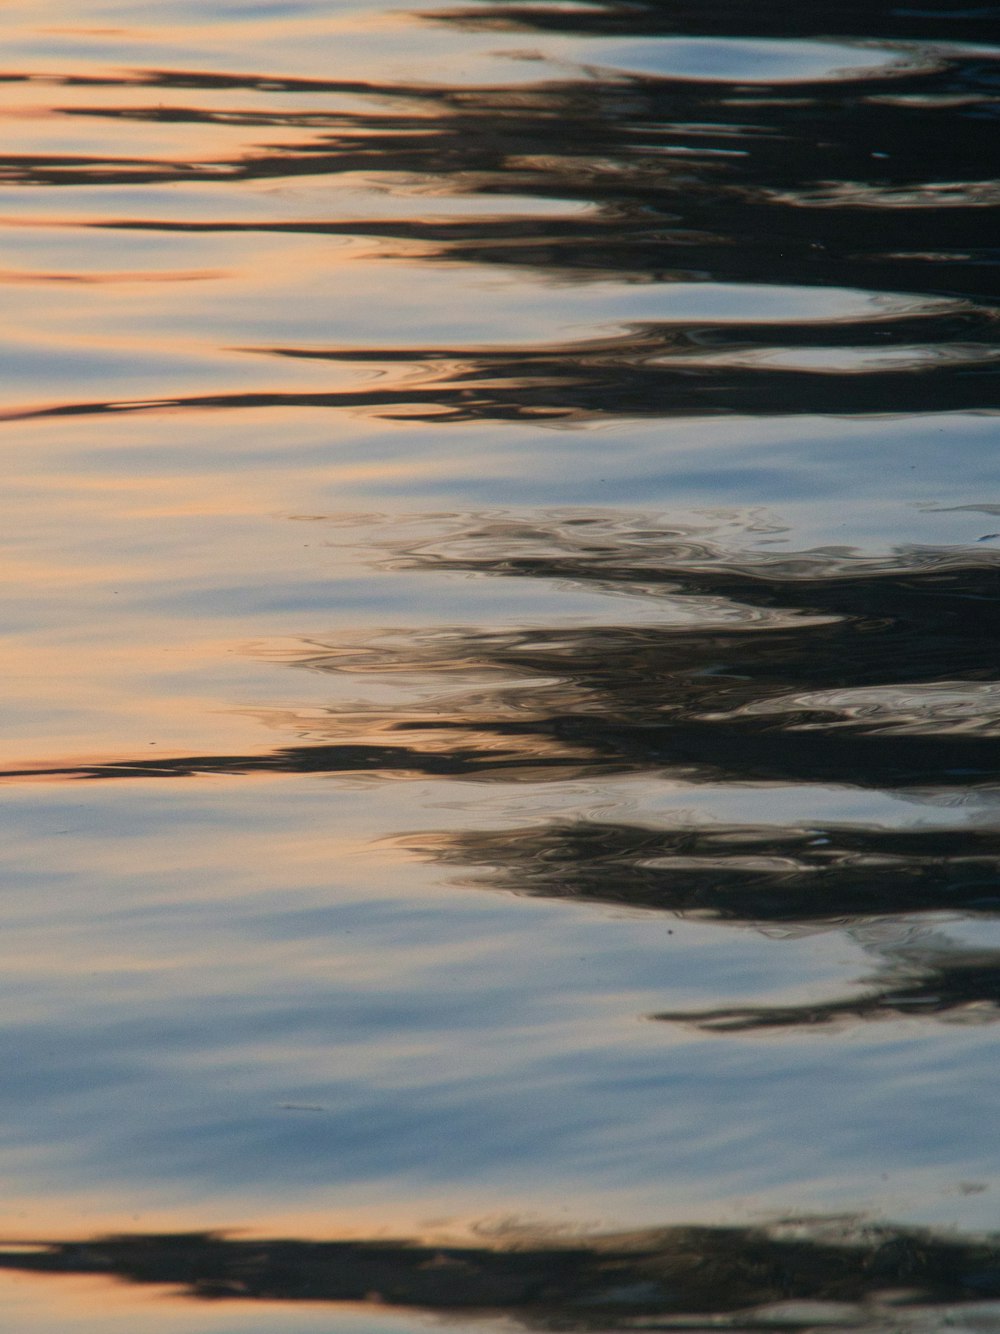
[550,35,936,82]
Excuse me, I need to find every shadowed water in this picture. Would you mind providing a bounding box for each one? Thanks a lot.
[0,0,999,1327]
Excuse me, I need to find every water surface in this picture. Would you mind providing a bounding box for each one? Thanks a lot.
[0,0,998,1327]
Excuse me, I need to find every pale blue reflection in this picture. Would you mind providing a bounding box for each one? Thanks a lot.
[0,782,996,1231]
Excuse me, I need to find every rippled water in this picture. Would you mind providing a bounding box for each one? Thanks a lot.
[1,0,999,1328]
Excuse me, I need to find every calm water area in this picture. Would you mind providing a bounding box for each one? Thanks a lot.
[1,0,999,1328]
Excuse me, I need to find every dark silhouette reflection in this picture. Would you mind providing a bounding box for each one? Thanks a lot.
[656,937,1000,1032]
[0,738,621,784]
[411,816,1000,1031]
[1,2,995,424]
[3,723,998,788]
[282,535,1000,792]
[1,1219,998,1321]
[337,519,1000,1038]
[8,328,999,422]
[432,0,1000,44]
[408,820,1000,923]
[5,533,1000,791]
[60,53,1000,307]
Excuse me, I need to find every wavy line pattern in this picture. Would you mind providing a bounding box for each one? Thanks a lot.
[0,0,999,1319]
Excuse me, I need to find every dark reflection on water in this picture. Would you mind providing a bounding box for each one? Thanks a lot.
[433,0,1000,43]
[0,740,606,782]
[6,528,1000,789]
[62,52,1000,306]
[7,535,1000,816]
[9,525,1000,1043]
[3,1219,999,1321]
[368,523,1000,1034]
[4,723,998,787]
[4,6,999,426]
[655,945,1000,1031]
[9,323,999,422]
[412,818,1000,1032]
[407,820,1000,924]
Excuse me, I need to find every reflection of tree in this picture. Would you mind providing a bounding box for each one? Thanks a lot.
[5,519,1000,1034]
[408,820,1000,924]
[656,950,1000,1031]
[277,531,1000,792]
[0,737,610,784]
[5,521,998,1037]
[431,0,1000,44]
[655,927,1000,1032]
[378,524,1000,698]
[51,51,999,305]
[12,309,999,424]
[6,530,1000,793]
[1,1219,997,1320]
[364,520,1000,1034]
[5,715,998,789]
[409,818,1000,1032]
[4,8,996,424]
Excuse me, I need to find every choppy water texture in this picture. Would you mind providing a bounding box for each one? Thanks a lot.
[1,0,999,1328]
